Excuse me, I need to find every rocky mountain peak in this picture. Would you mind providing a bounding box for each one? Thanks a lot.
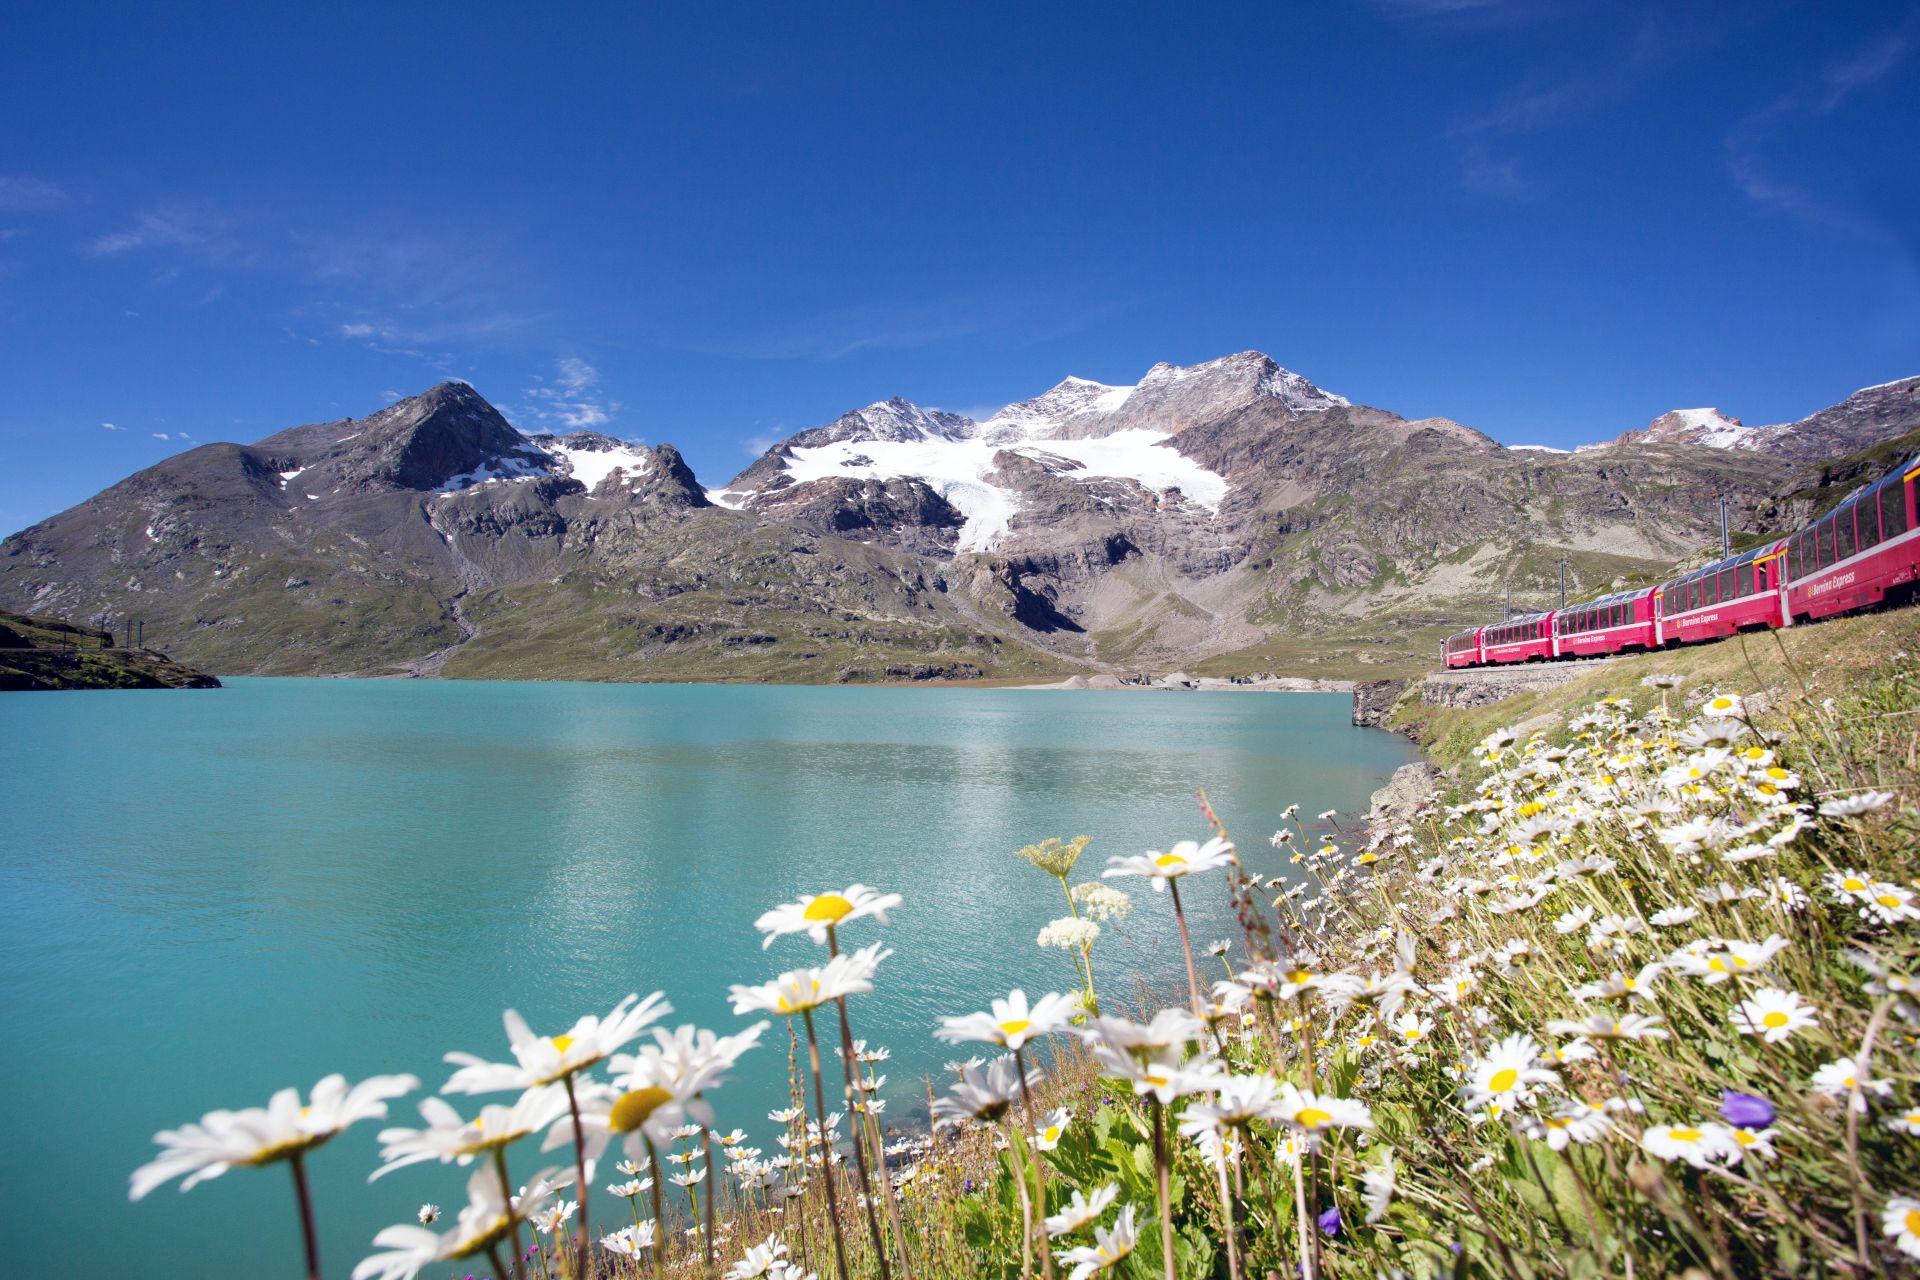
[1615,407,1751,449]
[979,376,1136,442]
[1101,350,1348,438]
[254,379,532,494]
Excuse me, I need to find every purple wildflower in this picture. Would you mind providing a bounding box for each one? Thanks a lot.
[1719,1090,1774,1128]
[1317,1206,1342,1237]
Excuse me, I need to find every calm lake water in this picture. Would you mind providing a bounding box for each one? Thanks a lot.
[0,678,1416,1279]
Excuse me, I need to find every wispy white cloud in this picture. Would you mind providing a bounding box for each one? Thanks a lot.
[1820,28,1910,112]
[84,204,253,267]
[99,422,121,431]
[0,175,70,213]
[1724,20,1917,236]
[519,357,620,432]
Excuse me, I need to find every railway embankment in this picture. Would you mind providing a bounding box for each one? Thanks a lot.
[1358,608,1920,841]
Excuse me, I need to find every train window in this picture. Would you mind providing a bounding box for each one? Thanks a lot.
[1859,491,1882,550]
[1736,564,1752,597]
[1885,480,1911,538]
[1718,567,1735,599]
[1817,519,1833,568]
[1837,505,1857,560]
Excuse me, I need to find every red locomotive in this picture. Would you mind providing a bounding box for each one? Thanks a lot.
[1440,453,1919,669]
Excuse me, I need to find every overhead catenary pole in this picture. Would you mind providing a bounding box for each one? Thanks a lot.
[1559,559,1566,610]
[1720,496,1731,557]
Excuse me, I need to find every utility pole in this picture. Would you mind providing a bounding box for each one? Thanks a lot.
[1720,496,1731,557]
[1559,559,1567,610]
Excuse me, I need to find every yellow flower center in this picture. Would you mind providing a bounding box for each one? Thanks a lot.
[1153,853,1188,869]
[609,1087,674,1134]
[1762,1011,1789,1029]
[1733,1130,1756,1146]
[1907,1209,1920,1236]
[1044,1126,1061,1143]
[1285,969,1313,985]
[1876,895,1902,909]
[1404,1029,1422,1041]
[550,1035,575,1055]
[998,1020,1031,1039]
[1296,1107,1331,1127]
[1842,878,1867,891]
[803,894,855,922]
[1488,1068,1519,1093]
[1671,1127,1702,1143]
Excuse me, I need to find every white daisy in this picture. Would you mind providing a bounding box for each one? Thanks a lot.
[1731,988,1818,1044]
[132,1072,418,1200]
[936,989,1078,1051]
[754,885,902,948]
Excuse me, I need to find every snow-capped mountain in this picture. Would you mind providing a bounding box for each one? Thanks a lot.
[710,351,1346,553]
[1590,376,1918,460]
[1616,407,1753,449]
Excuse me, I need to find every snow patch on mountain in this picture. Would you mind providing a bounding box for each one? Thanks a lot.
[979,377,1137,442]
[780,427,1228,552]
[1509,445,1569,454]
[436,451,549,493]
[544,437,654,493]
[1661,408,1754,449]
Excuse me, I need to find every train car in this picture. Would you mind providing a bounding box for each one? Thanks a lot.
[1555,585,1660,658]
[1656,540,1791,646]
[1783,454,1920,621]
[1481,610,1556,664]
[1441,627,1485,668]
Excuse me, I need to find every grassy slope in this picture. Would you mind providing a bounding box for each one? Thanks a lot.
[1389,606,1920,768]
[0,609,221,690]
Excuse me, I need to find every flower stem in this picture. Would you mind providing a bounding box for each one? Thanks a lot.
[1011,1050,1056,1280]
[801,1007,852,1280]
[1152,1100,1175,1280]
[563,1072,591,1273]
[826,927,893,1280]
[289,1152,321,1280]
[644,1135,668,1268]
[1215,1139,1242,1280]
[700,1125,718,1268]
[1168,878,1207,1020]
[493,1146,528,1269]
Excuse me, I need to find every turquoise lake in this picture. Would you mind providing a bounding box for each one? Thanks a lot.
[0,678,1417,1279]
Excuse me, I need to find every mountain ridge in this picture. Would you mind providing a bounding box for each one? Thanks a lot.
[4,354,1915,682]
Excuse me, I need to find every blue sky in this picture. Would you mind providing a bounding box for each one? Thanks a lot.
[1,0,1916,535]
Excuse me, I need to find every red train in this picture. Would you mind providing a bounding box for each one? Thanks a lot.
[1441,452,1920,669]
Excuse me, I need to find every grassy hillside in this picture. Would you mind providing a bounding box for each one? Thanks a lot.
[1389,606,1920,767]
[0,609,221,691]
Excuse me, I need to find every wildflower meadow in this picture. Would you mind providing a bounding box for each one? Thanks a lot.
[129,660,1920,1278]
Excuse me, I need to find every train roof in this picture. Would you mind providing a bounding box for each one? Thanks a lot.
[1670,538,1785,586]
[1564,585,1652,610]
